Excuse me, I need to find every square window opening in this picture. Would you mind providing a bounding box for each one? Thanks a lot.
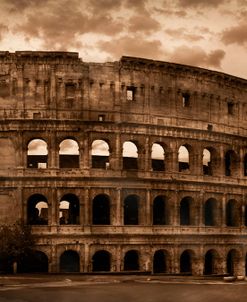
[182,93,190,107]
[127,87,136,101]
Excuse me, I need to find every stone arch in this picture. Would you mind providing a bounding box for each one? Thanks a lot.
[178,144,191,172]
[60,250,80,273]
[92,250,111,272]
[151,143,165,171]
[203,146,219,176]
[17,250,49,273]
[124,250,139,271]
[226,249,240,276]
[204,198,217,226]
[27,194,48,225]
[226,199,241,227]
[124,194,139,225]
[91,139,110,169]
[59,138,79,168]
[153,195,169,225]
[225,150,239,177]
[180,250,194,274]
[92,194,110,225]
[59,194,80,225]
[180,196,194,225]
[153,250,169,273]
[203,249,219,275]
[27,138,48,168]
[122,141,138,170]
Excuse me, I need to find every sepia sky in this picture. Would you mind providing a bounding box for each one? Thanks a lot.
[0,0,246,79]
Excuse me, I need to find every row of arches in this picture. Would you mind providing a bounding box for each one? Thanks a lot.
[17,249,244,276]
[27,193,246,227]
[26,138,244,177]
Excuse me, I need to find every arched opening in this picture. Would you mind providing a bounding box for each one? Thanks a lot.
[122,141,138,170]
[59,139,79,168]
[92,194,110,225]
[244,154,247,176]
[124,195,139,225]
[204,250,218,275]
[27,139,48,168]
[203,149,212,175]
[225,150,239,177]
[18,251,48,273]
[153,250,167,273]
[59,194,80,225]
[92,250,111,272]
[27,194,48,225]
[204,198,217,226]
[151,143,165,171]
[227,249,238,276]
[226,199,240,227]
[180,250,193,274]
[124,250,139,271]
[91,140,110,169]
[180,197,193,225]
[60,250,80,273]
[153,195,168,225]
[178,145,190,172]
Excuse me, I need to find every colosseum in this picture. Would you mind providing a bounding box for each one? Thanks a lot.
[0,50,247,275]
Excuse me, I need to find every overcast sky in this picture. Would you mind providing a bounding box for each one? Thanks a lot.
[0,0,246,79]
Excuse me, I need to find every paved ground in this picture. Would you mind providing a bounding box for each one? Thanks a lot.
[0,275,247,302]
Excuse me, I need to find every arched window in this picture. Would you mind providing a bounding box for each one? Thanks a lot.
[59,139,79,168]
[124,250,139,271]
[227,249,239,276]
[153,195,168,225]
[60,250,80,273]
[92,194,110,225]
[153,250,168,273]
[180,250,193,274]
[226,199,240,227]
[124,195,139,225]
[151,143,165,171]
[92,250,111,272]
[122,141,138,170]
[204,250,218,275]
[204,198,217,226]
[27,194,48,225]
[59,194,80,225]
[178,145,190,172]
[225,150,239,177]
[27,139,48,168]
[91,140,110,169]
[180,197,193,226]
[203,149,212,175]
[17,251,48,273]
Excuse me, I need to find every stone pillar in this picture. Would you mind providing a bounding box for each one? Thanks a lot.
[198,191,204,226]
[146,189,151,225]
[168,141,178,173]
[192,150,203,176]
[84,243,90,272]
[111,132,121,171]
[49,131,57,169]
[84,188,90,225]
[116,245,122,272]
[50,188,57,226]
[49,245,58,273]
[144,137,151,172]
[114,188,121,225]
[222,194,227,227]
[172,191,180,226]
[83,135,90,170]
[172,246,180,274]
[219,145,225,176]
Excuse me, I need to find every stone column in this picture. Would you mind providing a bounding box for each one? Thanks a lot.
[198,191,204,226]
[144,137,151,172]
[114,188,121,225]
[84,243,90,272]
[50,188,58,226]
[172,191,180,226]
[222,194,227,227]
[146,189,151,225]
[84,188,90,225]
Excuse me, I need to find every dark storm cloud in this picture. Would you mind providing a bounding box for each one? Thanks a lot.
[128,12,161,33]
[177,0,226,8]
[15,1,124,49]
[169,46,225,69]
[165,28,203,42]
[98,36,164,59]
[221,22,247,45]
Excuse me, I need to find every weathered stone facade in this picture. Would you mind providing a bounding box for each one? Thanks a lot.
[1,51,247,275]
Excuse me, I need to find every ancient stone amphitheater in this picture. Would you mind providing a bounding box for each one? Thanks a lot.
[0,51,247,275]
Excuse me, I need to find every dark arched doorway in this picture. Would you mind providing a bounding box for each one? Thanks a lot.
[124,195,139,225]
[92,194,110,225]
[18,251,48,273]
[60,250,80,273]
[153,196,167,225]
[124,250,139,271]
[227,249,238,276]
[204,250,218,275]
[27,194,48,225]
[204,198,217,226]
[180,197,193,225]
[59,194,80,225]
[153,250,167,273]
[180,250,192,274]
[226,200,240,227]
[92,250,111,272]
